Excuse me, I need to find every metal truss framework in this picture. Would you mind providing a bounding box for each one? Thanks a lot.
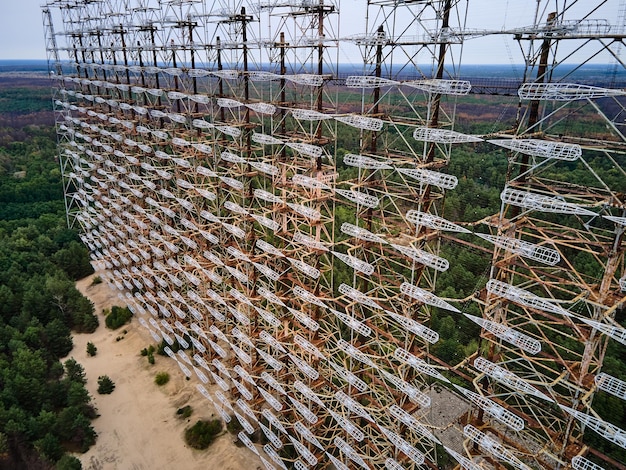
[42,1,626,469]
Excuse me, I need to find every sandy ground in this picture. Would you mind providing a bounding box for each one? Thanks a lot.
[70,273,263,470]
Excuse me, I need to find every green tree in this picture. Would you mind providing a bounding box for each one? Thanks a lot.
[97,376,115,395]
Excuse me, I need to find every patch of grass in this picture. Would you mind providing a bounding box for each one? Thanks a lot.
[184,419,222,449]
[154,372,170,386]
[176,405,193,419]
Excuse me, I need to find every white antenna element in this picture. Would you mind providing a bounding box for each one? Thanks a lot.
[560,405,626,449]
[293,232,329,251]
[217,97,244,108]
[454,385,525,431]
[286,142,323,158]
[288,257,320,279]
[293,334,325,360]
[413,126,482,144]
[400,282,460,312]
[221,151,246,164]
[343,153,392,170]
[394,348,450,382]
[335,114,384,131]
[288,435,317,466]
[291,108,332,121]
[391,243,449,272]
[251,132,283,145]
[518,83,626,101]
[333,437,369,469]
[254,188,283,204]
[475,233,560,265]
[335,188,379,208]
[248,71,281,81]
[378,426,425,466]
[294,380,326,408]
[259,422,282,448]
[258,286,286,307]
[488,139,581,161]
[486,280,571,317]
[346,75,399,88]
[595,372,626,400]
[388,312,439,343]
[332,251,375,275]
[246,102,276,115]
[334,390,374,422]
[341,223,386,244]
[464,314,542,355]
[473,357,553,401]
[294,421,324,450]
[463,425,531,470]
[254,306,281,327]
[192,119,214,129]
[258,387,283,411]
[251,214,280,231]
[337,339,378,369]
[605,215,626,227]
[444,446,483,470]
[292,174,331,190]
[501,187,596,216]
[216,125,242,138]
[289,396,318,424]
[397,167,458,190]
[328,361,369,392]
[263,444,288,470]
[339,283,382,310]
[388,404,441,444]
[293,286,327,308]
[237,431,258,455]
[260,372,287,395]
[579,318,626,346]
[285,74,324,86]
[249,161,280,176]
[404,79,471,95]
[406,210,471,233]
[329,409,364,442]
[288,353,319,379]
[384,458,404,470]
[572,456,606,470]
[379,369,430,407]
[253,262,281,281]
[329,309,372,337]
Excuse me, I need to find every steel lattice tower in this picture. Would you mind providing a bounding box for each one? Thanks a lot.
[42,1,626,469]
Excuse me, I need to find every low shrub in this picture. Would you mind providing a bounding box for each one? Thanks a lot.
[176,405,193,419]
[104,305,133,330]
[184,419,222,449]
[154,372,170,386]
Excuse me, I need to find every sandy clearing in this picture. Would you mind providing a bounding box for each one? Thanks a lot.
[70,273,263,470]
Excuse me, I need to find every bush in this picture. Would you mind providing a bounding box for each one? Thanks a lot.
[86,342,97,357]
[55,454,82,470]
[154,372,170,386]
[176,405,193,419]
[97,375,115,394]
[90,275,102,286]
[104,305,132,330]
[184,419,222,449]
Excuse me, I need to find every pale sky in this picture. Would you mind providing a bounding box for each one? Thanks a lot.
[0,1,622,65]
